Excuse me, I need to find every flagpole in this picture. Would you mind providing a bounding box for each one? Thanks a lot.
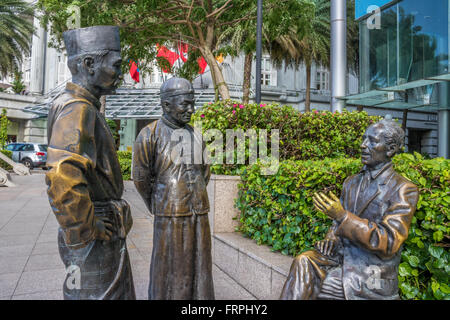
[255,0,263,104]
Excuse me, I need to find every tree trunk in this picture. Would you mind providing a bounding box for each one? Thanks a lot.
[357,105,364,112]
[305,63,311,112]
[200,46,230,100]
[242,52,253,104]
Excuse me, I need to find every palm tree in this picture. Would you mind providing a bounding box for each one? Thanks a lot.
[0,0,34,78]
[217,0,314,104]
[271,0,359,112]
[217,19,257,103]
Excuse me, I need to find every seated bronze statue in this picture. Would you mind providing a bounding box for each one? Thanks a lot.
[280,119,419,300]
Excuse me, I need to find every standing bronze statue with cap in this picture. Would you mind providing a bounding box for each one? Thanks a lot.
[280,119,419,300]
[45,26,135,300]
[133,77,214,300]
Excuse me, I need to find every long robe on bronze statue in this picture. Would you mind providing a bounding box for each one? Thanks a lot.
[280,162,418,300]
[133,117,214,300]
[45,82,136,300]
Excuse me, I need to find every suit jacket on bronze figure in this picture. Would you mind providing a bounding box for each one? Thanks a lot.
[133,117,210,216]
[325,162,418,299]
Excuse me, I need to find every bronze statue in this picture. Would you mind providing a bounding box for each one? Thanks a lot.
[280,119,419,300]
[45,26,135,300]
[133,77,214,300]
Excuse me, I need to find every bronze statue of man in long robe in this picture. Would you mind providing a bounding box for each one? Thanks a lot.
[133,77,214,300]
[280,119,418,300]
[45,26,135,300]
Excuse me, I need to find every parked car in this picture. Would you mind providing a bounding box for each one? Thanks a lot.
[4,142,48,169]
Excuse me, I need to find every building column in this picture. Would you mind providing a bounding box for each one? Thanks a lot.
[330,0,347,112]
[438,82,450,158]
[29,16,46,95]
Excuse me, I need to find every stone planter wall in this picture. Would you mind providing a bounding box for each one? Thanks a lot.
[207,174,292,299]
[207,174,241,234]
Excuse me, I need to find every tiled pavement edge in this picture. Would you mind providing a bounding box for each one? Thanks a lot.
[0,173,255,300]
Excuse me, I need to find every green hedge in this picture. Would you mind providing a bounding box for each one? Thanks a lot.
[117,151,132,181]
[236,153,449,300]
[0,150,13,170]
[191,101,381,175]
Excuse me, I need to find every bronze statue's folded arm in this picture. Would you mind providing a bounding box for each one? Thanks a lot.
[336,183,419,259]
[132,125,155,213]
[46,102,99,249]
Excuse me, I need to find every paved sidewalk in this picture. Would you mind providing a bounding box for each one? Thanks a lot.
[0,173,254,300]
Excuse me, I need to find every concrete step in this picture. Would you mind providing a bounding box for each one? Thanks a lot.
[213,232,293,300]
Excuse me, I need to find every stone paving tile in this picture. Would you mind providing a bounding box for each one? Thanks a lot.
[12,290,62,300]
[0,225,43,237]
[31,241,59,255]
[24,253,65,272]
[36,232,58,244]
[0,273,22,298]
[213,265,256,300]
[0,244,34,258]
[0,256,28,275]
[0,234,39,248]
[14,268,66,296]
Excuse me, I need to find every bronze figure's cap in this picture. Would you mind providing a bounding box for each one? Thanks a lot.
[160,77,194,99]
[63,26,121,57]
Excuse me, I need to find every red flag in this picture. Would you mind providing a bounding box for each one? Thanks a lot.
[178,42,188,63]
[129,60,139,82]
[198,56,207,74]
[157,45,179,73]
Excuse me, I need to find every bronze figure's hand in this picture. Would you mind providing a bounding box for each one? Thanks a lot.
[314,239,336,256]
[95,216,114,241]
[313,191,346,222]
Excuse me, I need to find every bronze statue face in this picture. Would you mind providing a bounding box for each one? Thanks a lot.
[162,93,195,126]
[87,50,123,96]
[360,124,392,168]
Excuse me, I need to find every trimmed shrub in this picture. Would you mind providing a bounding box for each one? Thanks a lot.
[117,151,132,181]
[0,150,13,170]
[191,100,381,175]
[236,153,449,300]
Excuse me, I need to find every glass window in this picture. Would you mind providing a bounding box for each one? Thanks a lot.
[38,145,47,152]
[5,144,14,151]
[359,0,449,93]
[18,144,33,151]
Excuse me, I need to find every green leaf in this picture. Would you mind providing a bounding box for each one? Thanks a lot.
[408,255,420,267]
[431,281,440,293]
[433,231,444,242]
[440,283,450,294]
[429,246,444,259]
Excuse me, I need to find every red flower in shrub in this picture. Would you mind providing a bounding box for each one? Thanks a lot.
[232,109,236,115]
[201,114,205,118]
[239,104,244,109]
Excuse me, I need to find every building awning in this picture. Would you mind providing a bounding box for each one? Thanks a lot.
[343,74,450,111]
[23,87,216,119]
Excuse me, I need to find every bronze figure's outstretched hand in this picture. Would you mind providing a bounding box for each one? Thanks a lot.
[314,239,336,256]
[313,191,347,222]
[95,216,114,241]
